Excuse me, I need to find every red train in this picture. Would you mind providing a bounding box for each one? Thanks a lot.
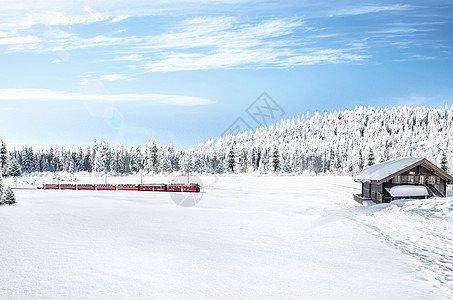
[42,183,200,192]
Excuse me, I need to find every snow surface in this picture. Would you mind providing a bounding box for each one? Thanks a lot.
[354,157,423,182]
[388,185,429,197]
[1,175,452,299]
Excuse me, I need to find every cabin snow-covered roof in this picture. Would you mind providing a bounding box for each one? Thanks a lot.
[354,157,453,184]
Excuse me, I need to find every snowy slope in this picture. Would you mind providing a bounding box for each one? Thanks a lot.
[0,175,451,299]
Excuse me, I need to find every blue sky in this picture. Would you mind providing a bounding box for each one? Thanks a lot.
[0,0,452,149]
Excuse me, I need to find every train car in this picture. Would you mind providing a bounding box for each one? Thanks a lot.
[183,184,201,192]
[59,184,76,190]
[43,184,59,190]
[139,184,167,191]
[117,184,139,191]
[167,183,201,192]
[96,184,117,191]
[166,184,185,192]
[77,184,95,190]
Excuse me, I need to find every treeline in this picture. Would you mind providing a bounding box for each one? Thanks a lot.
[2,106,452,177]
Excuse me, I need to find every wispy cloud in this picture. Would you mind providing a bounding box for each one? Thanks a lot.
[112,54,144,61]
[99,74,135,81]
[137,17,367,71]
[0,2,448,71]
[0,88,214,106]
[330,4,415,17]
[279,49,368,66]
[4,15,366,71]
[0,35,40,45]
[0,0,253,31]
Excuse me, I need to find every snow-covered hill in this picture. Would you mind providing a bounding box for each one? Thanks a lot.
[1,175,452,299]
[7,106,453,177]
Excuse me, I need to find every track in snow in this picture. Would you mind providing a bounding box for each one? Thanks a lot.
[357,198,453,296]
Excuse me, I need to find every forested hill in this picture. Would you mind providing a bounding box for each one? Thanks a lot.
[198,105,453,175]
[4,106,453,176]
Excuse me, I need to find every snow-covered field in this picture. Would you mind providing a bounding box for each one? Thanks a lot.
[1,175,452,299]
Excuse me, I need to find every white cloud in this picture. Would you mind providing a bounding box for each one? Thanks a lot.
[0,35,40,45]
[50,59,62,64]
[139,17,366,72]
[330,4,415,17]
[0,0,253,31]
[112,54,144,61]
[109,15,131,23]
[372,28,434,35]
[279,49,368,66]
[99,74,134,81]
[0,88,214,106]
[0,5,423,71]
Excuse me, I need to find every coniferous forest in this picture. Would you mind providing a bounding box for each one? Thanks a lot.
[2,106,452,177]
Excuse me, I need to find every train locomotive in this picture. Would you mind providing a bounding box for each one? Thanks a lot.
[42,183,200,192]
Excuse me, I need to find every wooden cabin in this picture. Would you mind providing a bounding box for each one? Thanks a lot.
[353,157,453,204]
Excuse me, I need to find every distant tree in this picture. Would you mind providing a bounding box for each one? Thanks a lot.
[2,186,15,205]
[91,139,98,172]
[21,147,35,173]
[258,149,269,174]
[160,149,173,174]
[9,158,21,177]
[0,174,4,198]
[76,147,84,171]
[227,145,236,173]
[0,140,9,176]
[215,160,225,174]
[150,138,160,174]
[84,147,92,172]
[94,141,110,173]
[110,149,122,173]
[440,151,449,172]
[135,145,143,171]
[367,148,375,167]
[271,145,281,173]
[179,152,194,175]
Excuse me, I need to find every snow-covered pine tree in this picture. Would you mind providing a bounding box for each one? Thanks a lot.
[91,139,98,172]
[76,147,84,172]
[143,142,151,173]
[227,145,236,173]
[0,173,4,200]
[0,140,9,176]
[271,145,281,173]
[159,147,172,174]
[150,138,160,174]
[2,186,15,205]
[135,145,143,171]
[367,148,375,167]
[110,149,121,174]
[179,152,194,176]
[215,158,225,174]
[440,151,449,172]
[94,141,110,173]
[84,147,92,172]
[258,148,269,174]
